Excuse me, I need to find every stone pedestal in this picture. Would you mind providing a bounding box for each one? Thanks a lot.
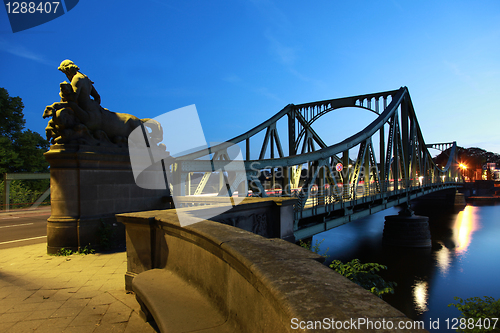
[382,207,431,247]
[44,144,169,254]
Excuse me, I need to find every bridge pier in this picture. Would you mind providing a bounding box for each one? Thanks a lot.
[382,205,431,247]
[44,144,169,254]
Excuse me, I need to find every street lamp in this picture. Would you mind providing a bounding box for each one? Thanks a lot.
[459,163,468,181]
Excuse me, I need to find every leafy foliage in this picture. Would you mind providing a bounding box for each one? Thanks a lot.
[55,248,73,256]
[0,179,50,209]
[298,239,396,298]
[79,244,96,255]
[0,136,21,173]
[53,244,95,256]
[298,238,329,258]
[12,129,50,172]
[448,296,500,333]
[0,88,49,174]
[329,259,397,298]
[0,88,50,209]
[0,87,25,140]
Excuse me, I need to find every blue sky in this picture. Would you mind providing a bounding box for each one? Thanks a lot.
[1,0,500,156]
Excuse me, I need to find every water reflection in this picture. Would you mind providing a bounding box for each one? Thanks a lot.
[452,205,480,255]
[430,205,480,277]
[434,242,452,275]
[412,280,429,314]
[314,203,500,330]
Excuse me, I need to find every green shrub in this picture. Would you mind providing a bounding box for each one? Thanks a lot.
[56,248,73,256]
[448,296,500,333]
[298,238,329,258]
[298,239,396,298]
[0,179,50,209]
[52,244,95,256]
[329,259,397,298]
[79,244,95,255]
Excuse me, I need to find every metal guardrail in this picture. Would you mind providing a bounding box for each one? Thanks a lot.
[2,173,50,211]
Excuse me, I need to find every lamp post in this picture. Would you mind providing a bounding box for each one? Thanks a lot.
[459,163,468,182]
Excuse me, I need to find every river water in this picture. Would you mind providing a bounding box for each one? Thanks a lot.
[311,202,500,331]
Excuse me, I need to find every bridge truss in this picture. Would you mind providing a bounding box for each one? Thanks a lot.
[174,87,463,239]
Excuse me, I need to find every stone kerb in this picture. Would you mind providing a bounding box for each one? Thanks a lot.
[117,201,427,333]
[44,144,169,254]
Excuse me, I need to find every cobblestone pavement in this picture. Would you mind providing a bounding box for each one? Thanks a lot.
[0,243,157,333]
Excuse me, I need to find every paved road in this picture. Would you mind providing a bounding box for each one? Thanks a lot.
[0,207,50,250]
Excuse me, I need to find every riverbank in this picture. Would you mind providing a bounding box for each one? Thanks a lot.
[461,180,500,203]
[467,196,500,203]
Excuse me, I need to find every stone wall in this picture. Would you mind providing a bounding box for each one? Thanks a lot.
[117,203,428,332]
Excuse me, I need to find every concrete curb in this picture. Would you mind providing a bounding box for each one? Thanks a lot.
[0,207,52,217]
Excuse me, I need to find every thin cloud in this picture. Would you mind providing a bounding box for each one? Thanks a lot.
[254,86,285,104]
[443,60,481,93]
[0,38,53,66]
[249,0,291,33]
[222,74,243,83]
[265,32,296,66]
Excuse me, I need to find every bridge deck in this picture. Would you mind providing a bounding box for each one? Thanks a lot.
[293,182,460,239]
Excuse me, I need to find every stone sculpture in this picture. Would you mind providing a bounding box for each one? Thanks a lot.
[43,60,162,147]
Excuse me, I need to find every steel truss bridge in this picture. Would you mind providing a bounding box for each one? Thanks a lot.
[172,87,463,240]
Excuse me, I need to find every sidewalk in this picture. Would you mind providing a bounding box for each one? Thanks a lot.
[0,243,157,333]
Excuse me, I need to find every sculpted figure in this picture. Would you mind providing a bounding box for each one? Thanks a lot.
[43,60,163,148]
[58,59,101,114]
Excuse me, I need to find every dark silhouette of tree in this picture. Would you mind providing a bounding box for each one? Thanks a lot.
[434,146,500,181]
[0,87,25,140]
[0,88,49,173]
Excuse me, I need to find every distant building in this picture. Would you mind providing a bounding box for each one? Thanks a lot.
[483,163,500,181]
[494,170,500,181]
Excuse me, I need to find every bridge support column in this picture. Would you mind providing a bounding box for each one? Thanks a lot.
[382,205,431,247]
[454,191,467,208]
[44,144,169,254]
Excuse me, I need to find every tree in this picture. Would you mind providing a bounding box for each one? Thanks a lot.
[12,129,50,172]
[434,146,500,170]
[0,87,25,139]
[0,136,21,173]
[0,88,50,174]
[0,88,50,208]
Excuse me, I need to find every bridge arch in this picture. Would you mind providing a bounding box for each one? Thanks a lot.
[294,105,382,155]
[294,105,379,150]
